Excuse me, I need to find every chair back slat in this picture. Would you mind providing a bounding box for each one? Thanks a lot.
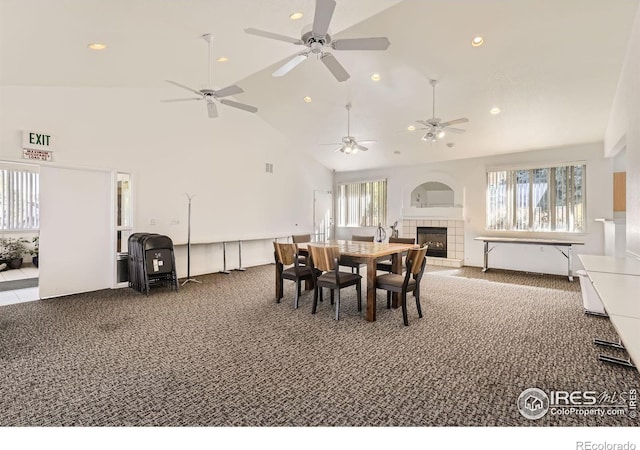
[389,237,415,244]
[308,245,340,272]
[407,246,428,275]
[273,242,297,266]
[292,234,311,244]
[351,235,374,242]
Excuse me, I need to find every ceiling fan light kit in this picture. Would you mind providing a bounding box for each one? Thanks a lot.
[417,79,469,144]
[321,103,375,155]
[161,34,258,118]
[245,0,390,82]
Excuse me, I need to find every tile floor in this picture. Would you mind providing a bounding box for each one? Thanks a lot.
[0,265,40,306]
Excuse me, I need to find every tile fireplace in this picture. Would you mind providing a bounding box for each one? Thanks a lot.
[401,219,464,267]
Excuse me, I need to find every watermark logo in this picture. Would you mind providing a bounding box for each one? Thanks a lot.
[517,387,550,420]
[518,387,637,420]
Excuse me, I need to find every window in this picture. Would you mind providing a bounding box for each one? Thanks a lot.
[0,167,39,231]
[486,164,585,232]
[116,172,132,253]
[337,179,387,227]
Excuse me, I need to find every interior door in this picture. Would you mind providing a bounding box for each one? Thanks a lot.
[38,166,112,298]
[313,190,333,242]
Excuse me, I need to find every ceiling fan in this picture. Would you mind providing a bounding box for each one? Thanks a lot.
[322,103,375,154]
[416,80,468,143]
[161,34,258,118]
[244,0,390,82]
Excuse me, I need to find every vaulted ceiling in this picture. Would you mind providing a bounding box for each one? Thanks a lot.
[1,0,638,171]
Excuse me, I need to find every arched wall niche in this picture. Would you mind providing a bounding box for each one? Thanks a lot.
[411,181,455,208]
[401,171,464,220]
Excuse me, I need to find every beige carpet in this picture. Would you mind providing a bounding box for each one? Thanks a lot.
[0,264,638,426]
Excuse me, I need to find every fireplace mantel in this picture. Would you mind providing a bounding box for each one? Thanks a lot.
[401,206,463,220]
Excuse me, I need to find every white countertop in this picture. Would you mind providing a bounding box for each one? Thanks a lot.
[475,236,584,245]
[587,271,640,319]
[578,254,640,276]
[609,315,640,368]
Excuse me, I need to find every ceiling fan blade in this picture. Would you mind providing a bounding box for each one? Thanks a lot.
[358,140,376,144]
[332,37,390,51]
[244,28,303,45]
[355,144,368,152]
[219,99,258,113]
[312,0,336,37]
[165,80,203,97]
[440,118,469,127]
[160,98,203,103]
[443,127,466,134]
[207,101,218,118]
[214,85,244,98]
[321,142,343,146]
[272,54,308,77]
[416,120,434,127]
[321,53,349,82]
[334,146,344,153]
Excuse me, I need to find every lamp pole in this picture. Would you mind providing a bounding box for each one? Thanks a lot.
[181,193,201,285]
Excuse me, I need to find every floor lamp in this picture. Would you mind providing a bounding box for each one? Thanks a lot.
[182,193,201,285]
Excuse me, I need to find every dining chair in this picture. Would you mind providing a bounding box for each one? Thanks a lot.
[308,245,362,320]
[273,242,321,309]
[342,234,375,274]
[376,237,416,273]
[375,246,428,326]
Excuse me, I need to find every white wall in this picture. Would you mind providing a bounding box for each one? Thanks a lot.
[605,5,640,257]
[335,142,611,275]
[0,86,333,286]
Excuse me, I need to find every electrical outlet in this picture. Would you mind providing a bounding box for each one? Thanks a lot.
[171,218,180,225]
[149,218,157,226]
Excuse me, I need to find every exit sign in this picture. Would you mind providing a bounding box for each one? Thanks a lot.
[23,130,55,151]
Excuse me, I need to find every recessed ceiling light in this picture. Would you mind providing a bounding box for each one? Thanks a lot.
[303,96,312,103]
[87,43,107,50]
[490,107,501,115]
[471,36,484,47]
[370,73,381,82]
[289,12,303,20]
[216,56,229,63]
[407,125,416,131]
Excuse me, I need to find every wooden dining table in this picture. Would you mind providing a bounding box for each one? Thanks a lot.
[297,240,417,322]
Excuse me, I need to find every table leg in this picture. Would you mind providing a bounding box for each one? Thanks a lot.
[482,241,489,272]
[366,259,376,322]
[568,245,574,282]
[275,264,281,300]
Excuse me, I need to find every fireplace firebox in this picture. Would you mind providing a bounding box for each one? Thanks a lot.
[417,227,447,258]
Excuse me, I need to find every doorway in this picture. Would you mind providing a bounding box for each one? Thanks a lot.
[0,161,40,305]
[313,190,333,242]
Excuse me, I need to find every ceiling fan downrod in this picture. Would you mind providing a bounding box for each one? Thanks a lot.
[430,79,437,120]
[202,34,213,88]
